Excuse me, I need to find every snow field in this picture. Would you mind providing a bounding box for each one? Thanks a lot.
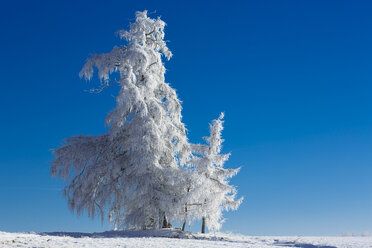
[1,230,372,248]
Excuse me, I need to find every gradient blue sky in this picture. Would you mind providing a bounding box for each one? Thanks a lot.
[1,0,372,236]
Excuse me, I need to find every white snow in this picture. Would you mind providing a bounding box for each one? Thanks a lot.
[0,229,371,248]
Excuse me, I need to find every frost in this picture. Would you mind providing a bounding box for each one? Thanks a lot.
[51,11,241,232]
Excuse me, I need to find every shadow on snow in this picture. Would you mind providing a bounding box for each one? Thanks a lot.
[275,240,337,248]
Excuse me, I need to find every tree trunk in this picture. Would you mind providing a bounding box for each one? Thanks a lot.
[182,204,188,231]
[182,220,186,231]
[162,215,168,228]
[201,217,206,233]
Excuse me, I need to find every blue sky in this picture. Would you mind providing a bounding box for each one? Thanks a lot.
[1,0,372,235]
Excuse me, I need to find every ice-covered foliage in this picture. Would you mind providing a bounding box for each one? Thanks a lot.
[52,10,190,230]
[51,11,241,232]
[188,113,243,231]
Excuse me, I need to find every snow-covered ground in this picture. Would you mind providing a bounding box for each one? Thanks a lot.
[0,229,371,248]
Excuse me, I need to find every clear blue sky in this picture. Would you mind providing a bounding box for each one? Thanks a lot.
[1,0,372,236]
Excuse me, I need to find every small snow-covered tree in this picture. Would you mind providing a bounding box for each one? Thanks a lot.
[51,10,191,230]
[189,113,243,232]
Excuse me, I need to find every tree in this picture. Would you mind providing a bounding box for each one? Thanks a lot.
[51,10,242,233]
[189,113,243,232]
[51,10,190,230]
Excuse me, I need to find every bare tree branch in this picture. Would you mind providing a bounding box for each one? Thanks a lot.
[85,79,120,94]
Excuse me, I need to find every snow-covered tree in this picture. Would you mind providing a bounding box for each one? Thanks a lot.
[189,113,243,232]
[51,10,243,233]
[51,10,191,230]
